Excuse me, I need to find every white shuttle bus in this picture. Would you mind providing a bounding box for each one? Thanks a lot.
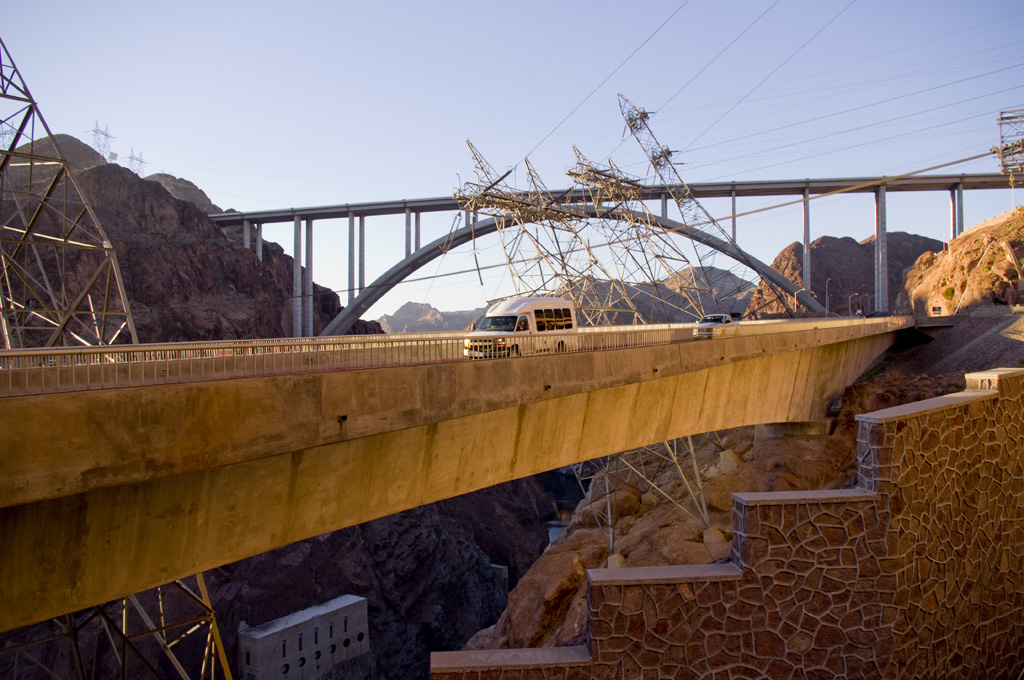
[463,297,577,358]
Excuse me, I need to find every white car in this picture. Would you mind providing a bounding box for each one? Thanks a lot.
[693,313,735,340]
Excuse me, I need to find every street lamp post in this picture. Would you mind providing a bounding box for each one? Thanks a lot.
[848,293,859,316]
[825,278,832,316]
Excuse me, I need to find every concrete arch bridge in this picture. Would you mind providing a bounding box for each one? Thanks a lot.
[208,173,1008,336]
[0,314,912,631]
[321,206,823,336]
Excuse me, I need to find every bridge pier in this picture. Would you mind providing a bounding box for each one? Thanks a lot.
[950,178,965,239]
[731,183,737,241]
[405,207,412,257]
[359,216,366,294]
[802,185,811,292]
[293,217,302,337]
[285,217,316,337]
[875,185,888,313]
[348,215,355,304]
[305,218,314,336]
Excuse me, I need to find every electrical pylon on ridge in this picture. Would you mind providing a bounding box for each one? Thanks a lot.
[618,94,796,317]
[0,37,137,348]
[994,108,1024,182]
[455,140,738,325]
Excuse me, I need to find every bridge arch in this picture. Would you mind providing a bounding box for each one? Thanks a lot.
[321,207,823,336]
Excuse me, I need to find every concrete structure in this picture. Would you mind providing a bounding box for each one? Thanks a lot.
[431,368,1024,679]
[239,594,368,680]
[320,208,824,337]
[209,174,1011,337]
[0,317,909,631]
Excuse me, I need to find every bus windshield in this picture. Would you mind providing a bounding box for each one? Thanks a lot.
[476,315,518,332]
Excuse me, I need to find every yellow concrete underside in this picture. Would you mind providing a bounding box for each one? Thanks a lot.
[0,321,904,631]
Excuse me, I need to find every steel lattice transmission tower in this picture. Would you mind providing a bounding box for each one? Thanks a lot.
[618,94,795,316]
[455,141,750,325]
[994,108,1024,182]
[0,37,137,347]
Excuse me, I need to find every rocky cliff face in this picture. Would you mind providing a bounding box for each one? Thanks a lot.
[898,209,1024,315]
[77,161,366,341]
[146,172,223,214]
[745,232,943,317]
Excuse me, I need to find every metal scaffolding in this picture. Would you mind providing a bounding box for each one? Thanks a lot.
[0,37,137,348]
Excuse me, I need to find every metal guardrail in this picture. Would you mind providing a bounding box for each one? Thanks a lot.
[0,317,912,398]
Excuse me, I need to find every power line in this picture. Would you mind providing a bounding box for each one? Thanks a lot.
[683,0,858,152]
[468,1,606,139]
[521,0,692,161]
[686,61,1024,154]
[687,84,1024,175]
[600,0,780,164]
[659,0,780,112]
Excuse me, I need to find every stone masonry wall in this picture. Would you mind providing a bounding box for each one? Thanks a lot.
[431,369,1024,679]
[857,368,1024,677]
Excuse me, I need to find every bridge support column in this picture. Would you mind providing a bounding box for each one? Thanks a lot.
[359,216,366,294]
[731,184,737,241]
[415,211,421,251]
[304,218,314,336]
[802,186,811,292]
[661,194,668,220]
[405,207,412,257]
[243,219,251,252]
[255,223,263,262]
[875,185,888,313]
[348,215,355,304]
[293,217,302,338]
[956,179,965,237]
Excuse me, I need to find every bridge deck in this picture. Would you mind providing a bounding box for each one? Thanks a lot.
[0,317,911,631]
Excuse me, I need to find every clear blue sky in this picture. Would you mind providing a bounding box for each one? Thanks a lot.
[6,0,1024,318]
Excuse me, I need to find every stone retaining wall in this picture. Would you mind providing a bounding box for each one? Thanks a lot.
[431,368,1024,679]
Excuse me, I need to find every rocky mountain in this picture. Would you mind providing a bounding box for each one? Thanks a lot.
[378,301,485,334]
[11,134,375,341]
[562,265,754,325]
[745,232,944,317]
[898,208,1024,315]
[146,172,223,214]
